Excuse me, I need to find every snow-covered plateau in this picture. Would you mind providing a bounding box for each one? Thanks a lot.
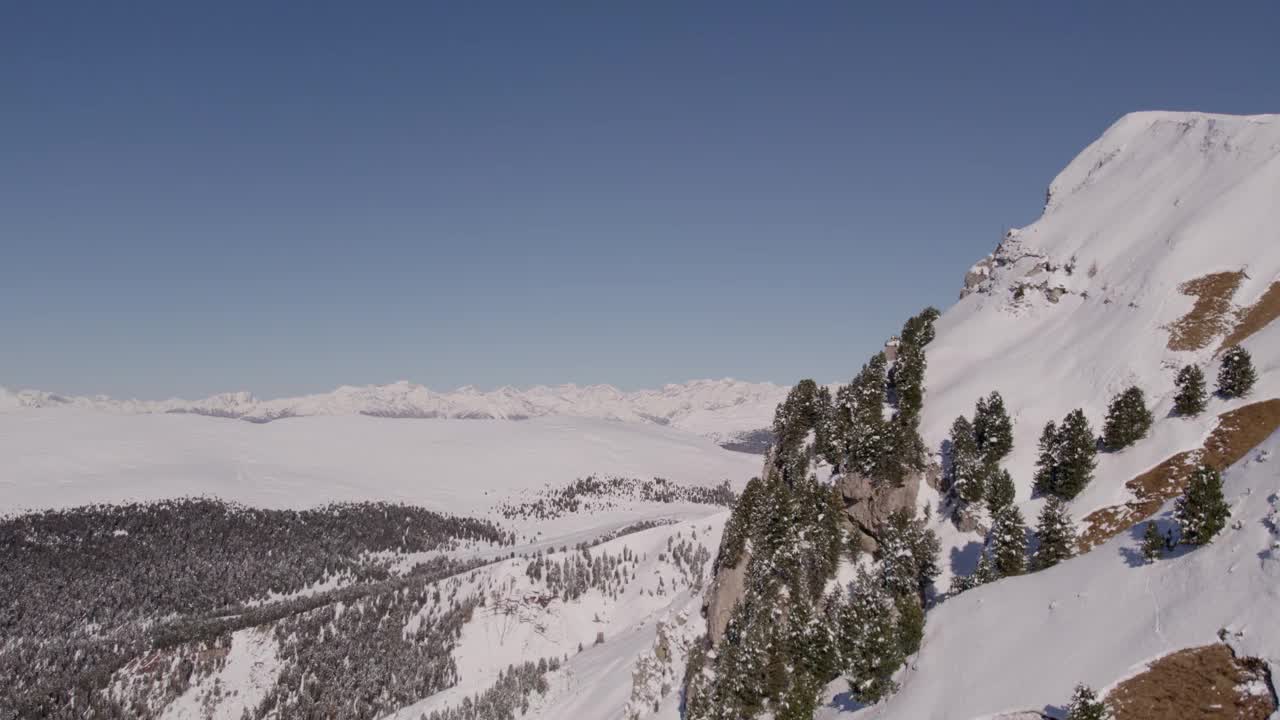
[4,110,1280,720]
[0,377,788,445]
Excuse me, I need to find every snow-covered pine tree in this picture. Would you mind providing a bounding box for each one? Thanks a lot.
[875,509,940,602]
[898,306,940,348]
[1173,364,1207,416]
[771,379,832,481]
[1217,345,1257,398]
[715,476,763,571]
[836,568,903,704]
[1064,683,1111,720]
[813,385,835,464]
[1102,386,1153,450]
[984,464,1015,514]
[827,382,856,468]
[815,482,845,588]
[843,353,891,477]
[1053,410,1098,499]
[890,340,927,427]
[1032,420,1059,497]
[987,505,1028,577]
[774,594,833,720]
[1031,496,1076,570]
[893,594,925,657]
[886,415,927,483]
[949,415,984,504]
[1174,463,1231,545]
[1141,521,1163,562]
[973,391,1014,463]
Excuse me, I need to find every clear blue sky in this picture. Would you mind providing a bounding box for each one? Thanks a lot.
[4,2,1278,398]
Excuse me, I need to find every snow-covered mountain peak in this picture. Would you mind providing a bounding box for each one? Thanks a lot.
[964,111,1280,304]
[933,110,1280,496]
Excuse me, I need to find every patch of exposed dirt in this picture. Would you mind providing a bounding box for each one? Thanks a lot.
[1219,280,1280,354]
[1165,271,1246,352]
[1079,399,1280,551]
[1105,644,1276,720]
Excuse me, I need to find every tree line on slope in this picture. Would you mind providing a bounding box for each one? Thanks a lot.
[947,347,1253,592]
[696,326,1258,714]
[496,476,735,521]
[684,308,942,720]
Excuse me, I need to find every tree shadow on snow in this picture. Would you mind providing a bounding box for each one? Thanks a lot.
[1041,703,1068,718]
[949,540,984,576]
[828,689,868,713]
[1119,513,1195,568]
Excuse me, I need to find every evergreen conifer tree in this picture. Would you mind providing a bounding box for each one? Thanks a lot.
[973,391,1014,463]
[1053,410,1098,499]
[876,510,940,602]
[949,416,984,504]
[1141,521,1163,563]
[984,465,1015,514]
[1031,496,1076,570]
[1064,683,1110,720]
[1032,421,1059,497]
[1217,346,1257,398]
[827,383,856,469]
[893,594,925,658]
[715,476,763,571]
[1102,386,1153,450]
[1173,364,1207,416]
[899,306,940,348]
[772,379,831,481]
[836,569,903,704]
[987,505,1028,577]
[816,483,845,585]
[891,340,927,427]
[813,385,836,466]
[843,354,890,477]
[776,596,833,720]
[1174,464,1231,545]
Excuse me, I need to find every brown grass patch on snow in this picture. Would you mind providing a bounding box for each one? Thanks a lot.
[1219,280,1280,354]
[1165,271,1246,352]
[1079,399,1280,552]
[1105,644,1276,720]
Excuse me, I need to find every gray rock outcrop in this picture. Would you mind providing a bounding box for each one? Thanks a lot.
[703,548,749,646]
[839,468,922,554]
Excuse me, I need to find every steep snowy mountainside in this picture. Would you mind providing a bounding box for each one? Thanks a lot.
[921,111,1280,510]
[0,378,787,443]
[808,110,1280,718]
[825,428,1280,720]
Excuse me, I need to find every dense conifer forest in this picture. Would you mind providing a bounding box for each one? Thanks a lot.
[0,499,508,719]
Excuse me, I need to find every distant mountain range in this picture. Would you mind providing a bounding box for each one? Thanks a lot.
[0,378,788,443]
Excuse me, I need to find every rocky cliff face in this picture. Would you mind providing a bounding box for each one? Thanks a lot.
[839,465,927,554]
[959,229,1072,305]
[701,449,928,645]
[703,546,750,646]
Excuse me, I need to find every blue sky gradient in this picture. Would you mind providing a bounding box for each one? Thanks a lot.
[4,2,1278,398]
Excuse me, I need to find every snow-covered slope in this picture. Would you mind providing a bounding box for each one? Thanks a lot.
[823,111,1280,718]
[827,431,1280,720]
[910,112,1280,577]
[922,111,1280,500]
[0,378,787,443]
[0,411,757,516]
